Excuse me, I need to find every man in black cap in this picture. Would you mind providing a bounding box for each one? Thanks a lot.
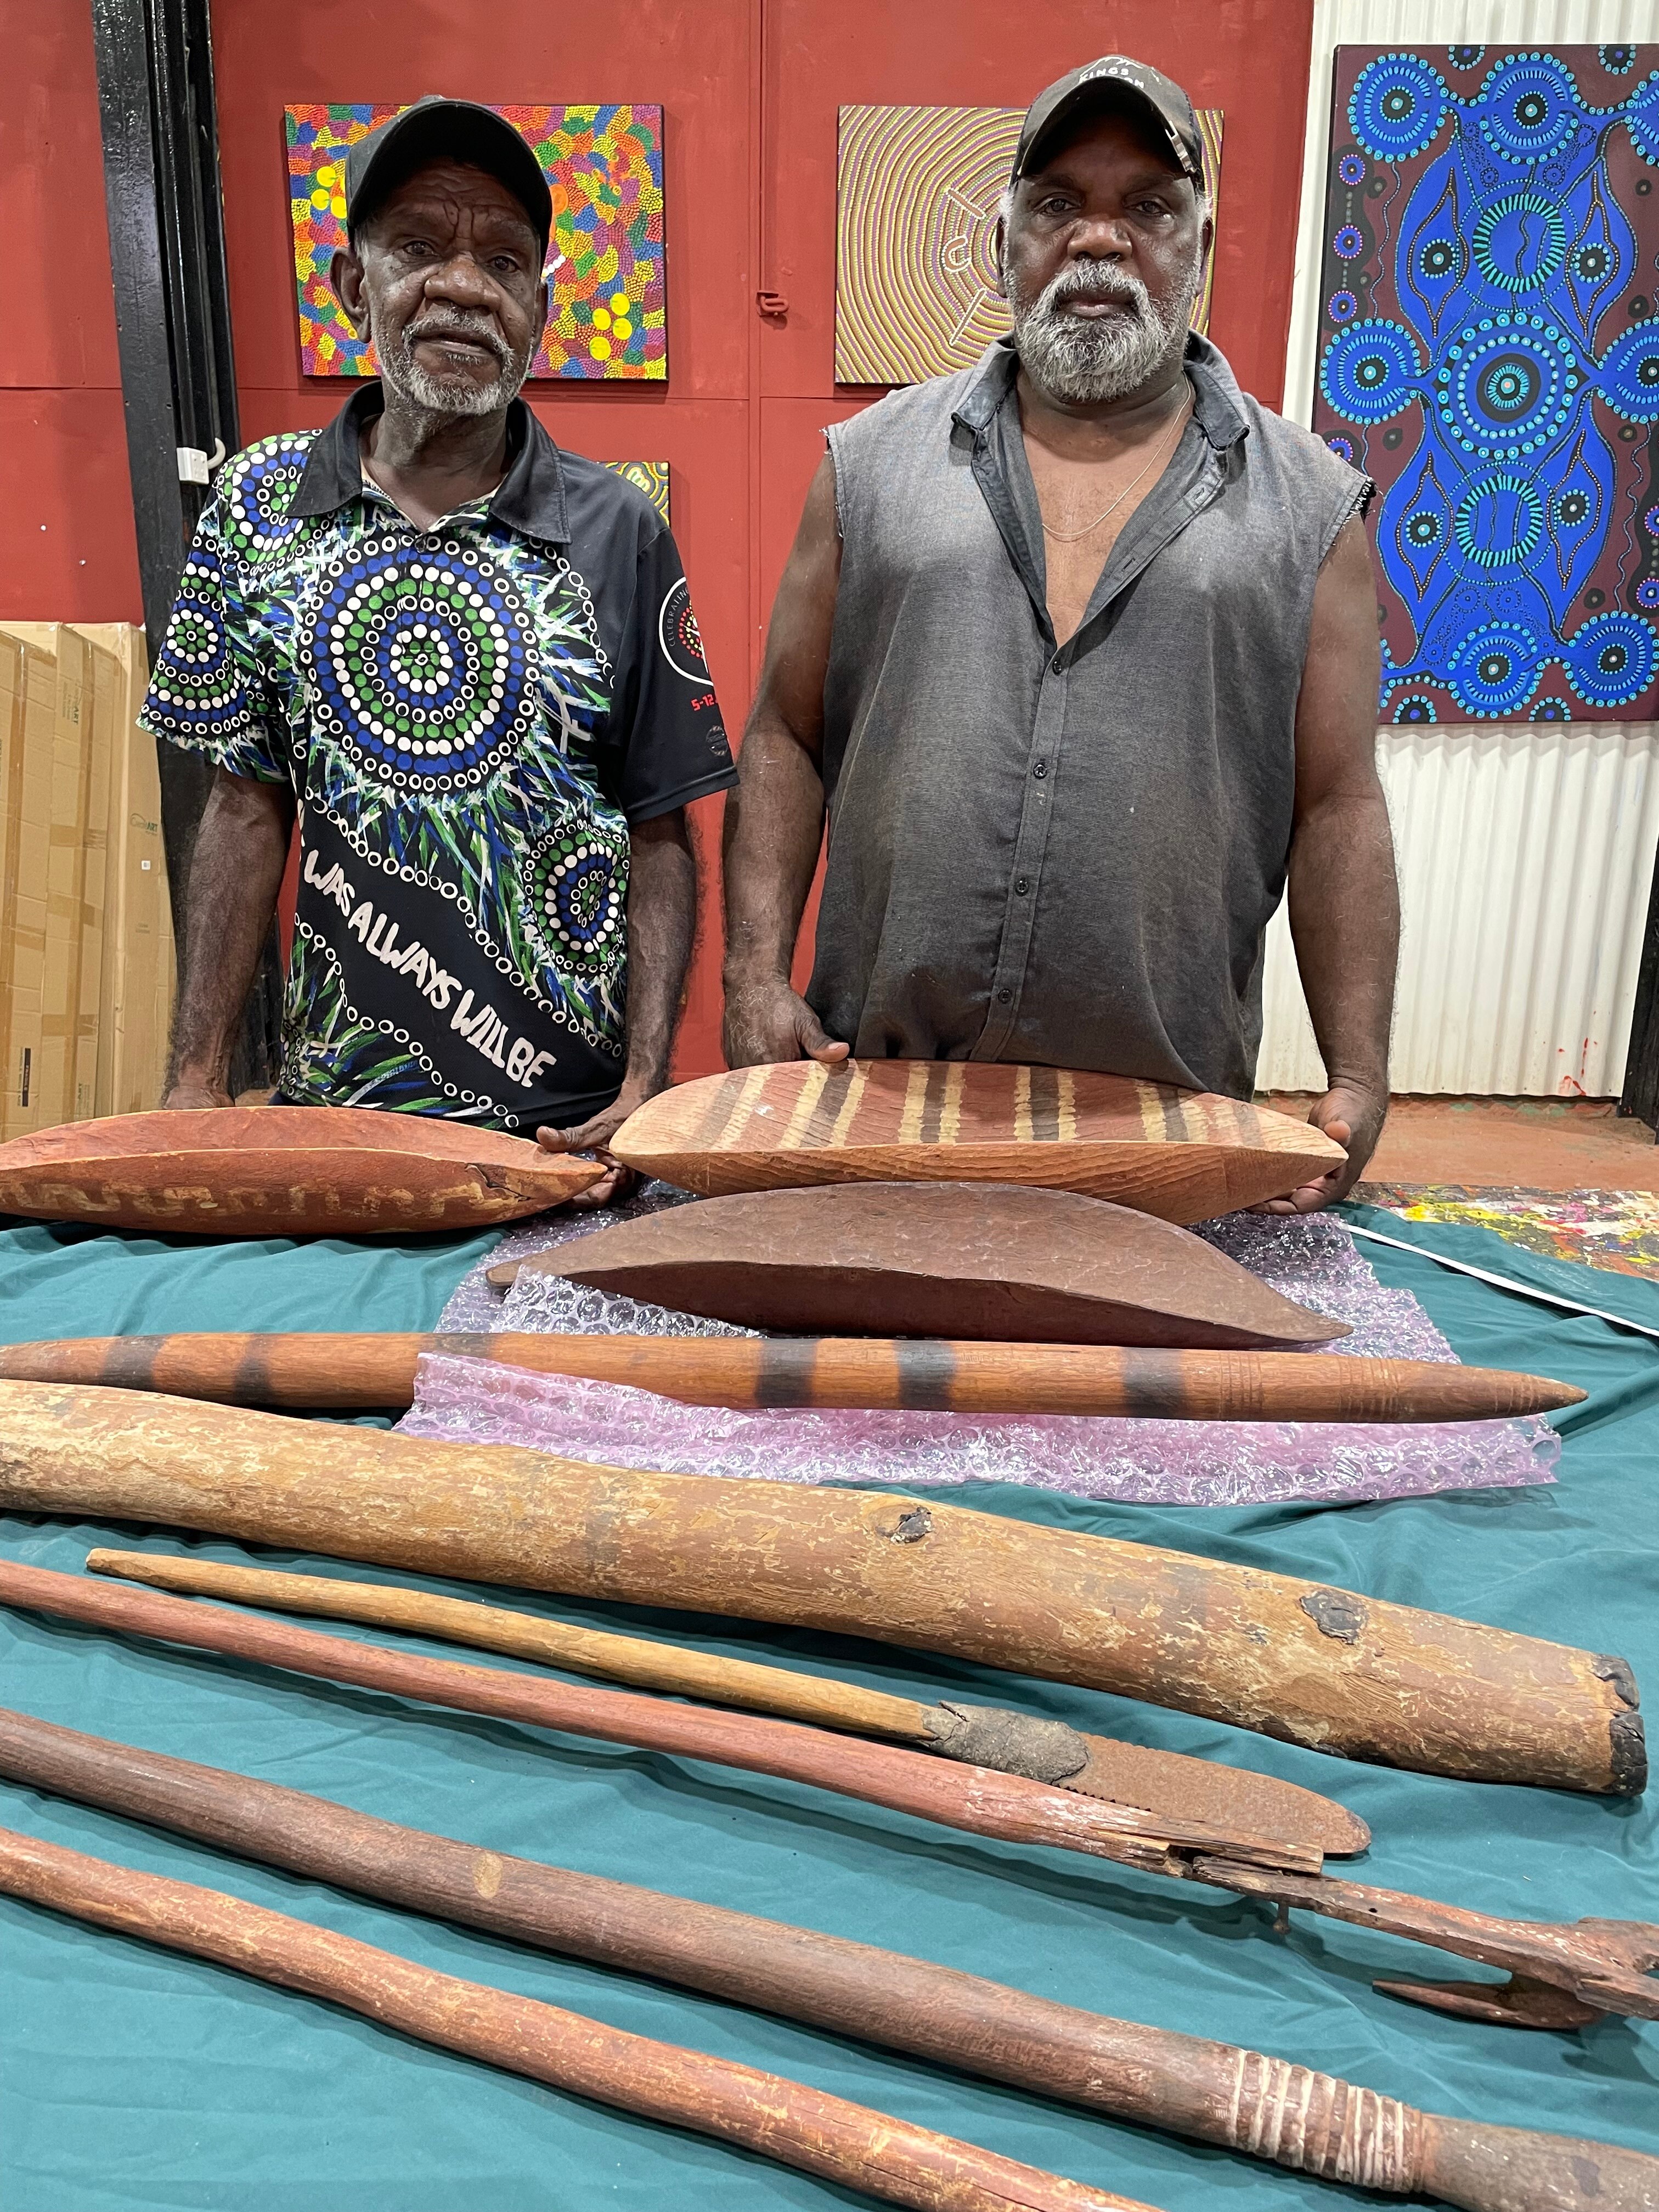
[145,99,735,1195]
[723,59,1397,1211]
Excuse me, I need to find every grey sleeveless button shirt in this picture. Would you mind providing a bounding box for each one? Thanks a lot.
[811,334,1371,1098]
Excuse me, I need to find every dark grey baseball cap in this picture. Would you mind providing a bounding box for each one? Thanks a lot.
[345,97,553,251]
[1012,57,1204,184]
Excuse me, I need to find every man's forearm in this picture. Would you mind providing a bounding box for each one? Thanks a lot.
[720,718,827,990]
[619,810,697,1094]
[1286,789,1399,1090]
[168,770,295,1098]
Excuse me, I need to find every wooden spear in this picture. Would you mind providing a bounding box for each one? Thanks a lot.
[0,1329,1587,1420]
[5,1561,1656,2027]
[0,1381,1639,1792]
[1,1706,1651,2212]
[0,1558,1311,1877]
[83,1548,1369,1858]
[0,1824,1150,2212]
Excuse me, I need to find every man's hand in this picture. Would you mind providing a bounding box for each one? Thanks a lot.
[1259,1080,1387,1214]
[722,976,849,1070]
[536,1084,653,1209]
[159,1080,236,1110]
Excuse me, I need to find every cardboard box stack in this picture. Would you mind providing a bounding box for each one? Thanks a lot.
[0,624,175,1137]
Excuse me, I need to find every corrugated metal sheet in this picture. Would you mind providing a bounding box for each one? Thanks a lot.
[1257,723,1659,1093]
[1261,0,1658,1098]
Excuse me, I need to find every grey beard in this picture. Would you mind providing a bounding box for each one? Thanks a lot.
[1011,258,1198,405]
[377,318,529,418]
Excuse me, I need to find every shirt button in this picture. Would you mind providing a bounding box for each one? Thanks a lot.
[1032,760,1048,779]
[996,986,1013,1003]
[1014,876,1030,895]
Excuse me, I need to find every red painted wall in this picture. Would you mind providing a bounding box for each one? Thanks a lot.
[4,0,1315,1077]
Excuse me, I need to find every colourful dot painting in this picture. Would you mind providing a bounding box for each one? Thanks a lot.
[1312,47,1659,724]
[285,103,667,381]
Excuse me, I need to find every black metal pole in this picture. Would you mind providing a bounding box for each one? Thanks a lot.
[88,0,284,1097]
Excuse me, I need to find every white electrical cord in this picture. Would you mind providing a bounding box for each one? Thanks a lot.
[1346,1221,1659,1346]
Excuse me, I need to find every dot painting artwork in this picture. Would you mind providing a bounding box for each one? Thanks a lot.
[285,104,666,381]
[834,104,1223,387]
[1313,48,1659,723]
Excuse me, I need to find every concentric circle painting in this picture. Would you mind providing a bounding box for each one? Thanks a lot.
[834,104,1222,386]
[1313,46,1659,721]
[285,104,665,381]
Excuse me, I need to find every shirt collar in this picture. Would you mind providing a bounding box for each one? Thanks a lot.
[952,329,1251,451]
[290,383,571,542]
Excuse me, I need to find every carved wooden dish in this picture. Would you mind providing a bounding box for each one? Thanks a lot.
[509,1183,1352,1348]
[0,1107,602,1237]
[609,1060,1346,1221]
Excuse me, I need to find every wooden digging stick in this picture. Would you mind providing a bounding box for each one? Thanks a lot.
[3,1708,1653,2212]
[0,1558,1311,1876]
[0,1382,1639,1792]
[0,1825,1150,2212]
[0,1329,1588,1421]
[83,1549,1370,1858]
[6,1562,1657,2026]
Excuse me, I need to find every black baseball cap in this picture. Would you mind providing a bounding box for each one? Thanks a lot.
[1012,58,1204,184]
[345,97,554,252]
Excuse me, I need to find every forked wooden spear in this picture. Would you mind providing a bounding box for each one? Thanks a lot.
[84,1548,1369,1858]
[1,1707,1651,2212]
[6,1560,1656,2027]
[0,1825,1149,2212]
[0,1329,1587,1421]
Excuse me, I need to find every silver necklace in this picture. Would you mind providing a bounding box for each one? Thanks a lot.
[1039,391,1193,544]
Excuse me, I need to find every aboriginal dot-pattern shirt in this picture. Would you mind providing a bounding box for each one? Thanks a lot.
[141,388,736,1131]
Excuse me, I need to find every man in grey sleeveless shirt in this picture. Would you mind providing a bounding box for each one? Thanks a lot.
[723,58,1398,1210]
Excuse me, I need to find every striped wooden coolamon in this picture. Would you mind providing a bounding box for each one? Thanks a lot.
[611,1063,1346,1222]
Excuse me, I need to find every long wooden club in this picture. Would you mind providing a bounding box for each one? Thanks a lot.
[0,1381,1640,1793]
[0,1824,1150,2212]
[0,1707,1650,2212]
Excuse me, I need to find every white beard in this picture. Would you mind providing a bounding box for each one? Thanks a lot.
[376,313,531,418]
[1009,253,1200,406]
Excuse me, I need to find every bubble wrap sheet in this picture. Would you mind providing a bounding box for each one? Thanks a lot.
[415,1195,1558,1506]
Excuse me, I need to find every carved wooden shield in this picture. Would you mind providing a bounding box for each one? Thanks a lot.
[0,1108,602,1237]
[514,1183,1351,1348]
[610,1062,1345,1221]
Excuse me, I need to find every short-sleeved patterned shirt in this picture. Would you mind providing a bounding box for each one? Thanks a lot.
[142,387,736,1131]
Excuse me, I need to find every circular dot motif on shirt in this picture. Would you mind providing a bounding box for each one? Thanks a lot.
[1446,622,1543,717]
[1448,45,1484,70]
[1348,53,1450,162]
[1328,289,1358,323]
[1566,611,1657,708]
[1416,235,1464,286]
[658,576,710,682]
[146,551,245,738]
[1392,694,1437,722]
[1338,152,1367,187]
[1638,578,1659,608]
[1601,46,1635,75]
[1529,696,1572,720]
[217,438,316,563]
[524,820,627,979]
[1319,318,1422,423]
[1333,225,1364,260]
[1476,53,1582,165]
[1436,318,1577,458]
[1470,193,1566,293]
[1454,473,1544,568]
[302,539,536,790]
[1596,320,1659,421]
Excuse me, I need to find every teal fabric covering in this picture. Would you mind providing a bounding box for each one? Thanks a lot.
[0,1210,1654,2209]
